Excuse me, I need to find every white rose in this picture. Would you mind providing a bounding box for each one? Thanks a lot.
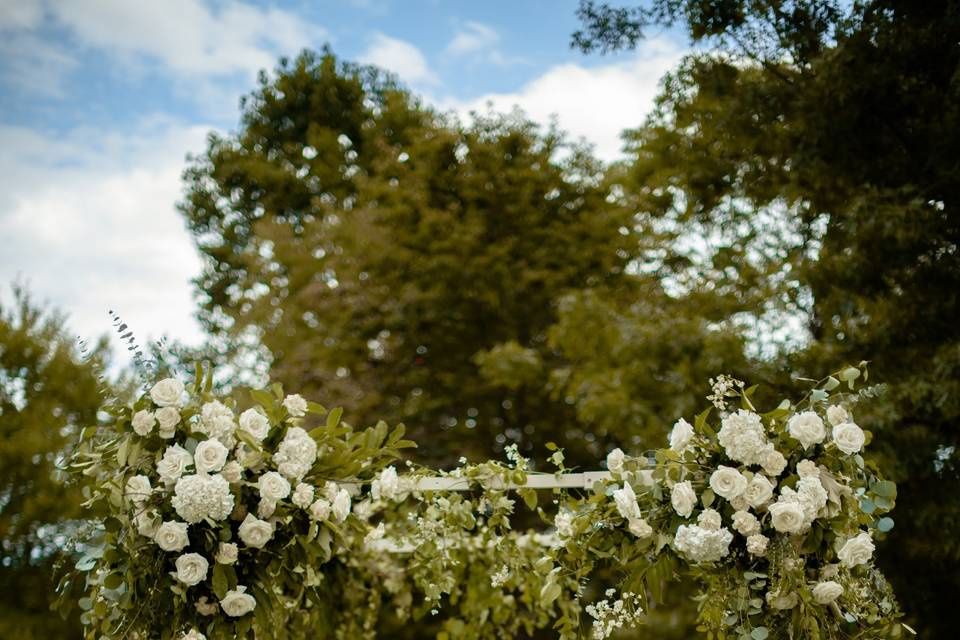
[767,591,799,610]
[292,483,315,508]
[732,510,760,536]
[195,596,219,616]
[669,418,695,452]
[150,378,185,407]
[239,408,271,441]
[221,460,243,484]
[125,474,152,505]
[194,439,229,474]
[154,521,190,552]
[833,422,865,455]
[174,553,208,586]
[837,531,874,568]
[132,410,156,436]
[332,489,351,522]
[157,444,194,485]
[826,404,849,427]
[220,586,256,617]
[796,459,820,478]
[555,511,575,538]
[309,498,332,521]
[181,630,207,640]
[769,500,806,533]
[709,465,748,500]
[730,495,748,511]
[746,534,768,556]
[606,448,625,474]
[135,510,160,537]
[812,580,843,604]
[761,448,788,476]
[628,517,653,538]
[257,499,276,519]
[698,508,722,531]
[671,480,697,518]
[612,483,641,521]
[258,471,291,502]
[156,406,181,438]
[743,474,775,509]
[788,411,826,449]
[238,513,273,548]
[216,542,238,565]
[373,466,400,501]
[283,394,308,417]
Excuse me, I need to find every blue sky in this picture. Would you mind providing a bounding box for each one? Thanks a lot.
[0,0,688,359]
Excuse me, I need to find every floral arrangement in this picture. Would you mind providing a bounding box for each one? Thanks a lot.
[57,362,909,639]
[57,364,414,640]
[550,364,909,639]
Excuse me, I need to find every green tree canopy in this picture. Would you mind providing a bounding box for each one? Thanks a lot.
[0,284,107,639]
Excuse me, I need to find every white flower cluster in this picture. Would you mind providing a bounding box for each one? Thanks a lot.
[717,410,786,474]
[673,509,734,563]
[171,473,235,523]
[195,401,238,448]
[585,589,644,640]
[273,426,318,481]
[371,466,400,501]
[611,483,653,538]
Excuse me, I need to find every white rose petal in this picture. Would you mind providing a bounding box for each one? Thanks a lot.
[125,474,152,505]
[788,411,827,449]
[769,499,806,533]
[761,448,788,476]
[239,408,271,441]
[746,534,769,556]
[732,510,760,536]
[157,444,194,485]
[150,378,185,407]
[612,483,642,522]
[221,460,243,484]
[258,471,292,502]
[743,474,775,509]
[671,481,697,518]
[282,394,308,417]
[826,404,849,427]
[216,542,238,565]
[174,553,209,586]
[221,586,256,617]
[628,517,653,538]
[606,448,625,473]
[132,410,156,436]
[154,521,190,552]
[156,406,181,438]
[194,439,229,474]
[833,422,866,455]
[238,513,274,549]
[709,465,748,500]
[812,580,844,604]
[697,508,722,531]
[796,459,820,478]
[669,418,695,452]
[332,489,351,522]
[257,499,276,519]
[309,498,332,521]
[837,531,875,568]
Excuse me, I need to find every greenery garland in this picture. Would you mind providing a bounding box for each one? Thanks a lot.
[56,362,910,639]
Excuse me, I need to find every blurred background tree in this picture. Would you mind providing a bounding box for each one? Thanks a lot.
[575,0,960,635]
[0,284,107,639]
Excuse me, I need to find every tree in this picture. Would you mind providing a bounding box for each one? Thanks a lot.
[0,284,108,639]
[573,1,960,635]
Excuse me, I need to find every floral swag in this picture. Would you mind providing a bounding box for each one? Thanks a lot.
[56,363,910,640]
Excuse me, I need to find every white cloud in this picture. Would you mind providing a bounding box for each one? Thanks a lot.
[359,32,438,85]
[5,0,324,80]
[446,21,499,56]
[435,37,686,162]
[0,33,77,98]
[0,119,210,356]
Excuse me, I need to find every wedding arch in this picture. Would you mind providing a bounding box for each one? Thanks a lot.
[56,362,911,640]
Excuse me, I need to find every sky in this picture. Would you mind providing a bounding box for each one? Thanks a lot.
[0,0,690,361]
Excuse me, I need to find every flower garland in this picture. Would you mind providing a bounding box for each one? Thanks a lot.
[56,363,909,639]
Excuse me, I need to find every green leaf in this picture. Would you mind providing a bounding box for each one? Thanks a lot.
[539,582,561,606]
[212,564,228,599]
[102,573,123,590]
[326,407,343,430]
[701,489,715,508]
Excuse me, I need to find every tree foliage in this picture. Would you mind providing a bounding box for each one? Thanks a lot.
[0,284,107,639]
[574,0,960,635]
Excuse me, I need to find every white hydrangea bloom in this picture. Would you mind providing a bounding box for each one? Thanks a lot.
[674,522,733,563]
[195,401,238,448]
[273,427,318,481]
[171,473,234,523]
[717,410,769,465]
